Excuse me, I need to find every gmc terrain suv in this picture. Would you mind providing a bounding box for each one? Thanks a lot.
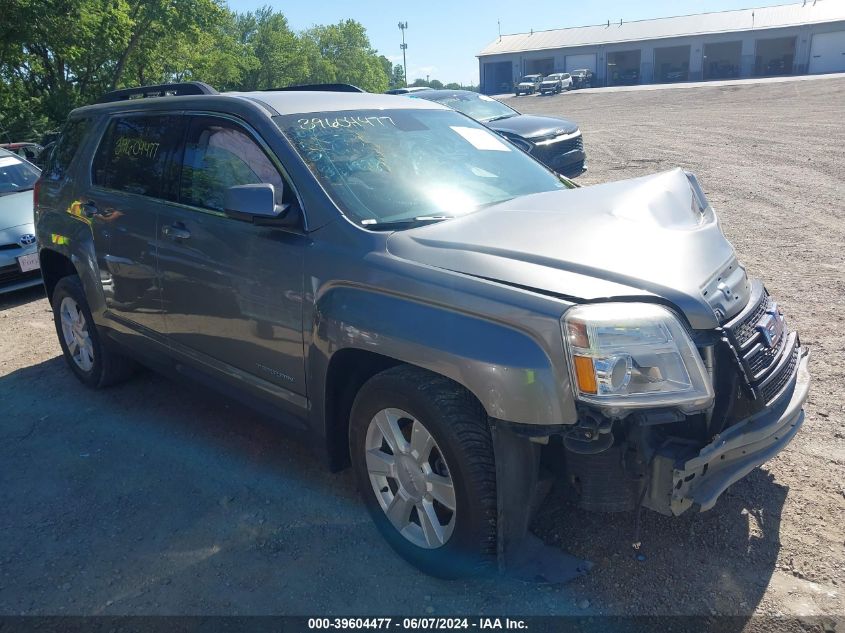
[36,82,810,578]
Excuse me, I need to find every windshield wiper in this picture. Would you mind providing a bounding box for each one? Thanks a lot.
[484,114,517,122]
[361,215,452,230]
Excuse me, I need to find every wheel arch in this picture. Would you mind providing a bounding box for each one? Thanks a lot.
[310,284,576,469]
[39,248,79,303]
[323,348,417,470]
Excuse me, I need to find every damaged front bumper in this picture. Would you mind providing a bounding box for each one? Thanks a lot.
[644,347,810,516]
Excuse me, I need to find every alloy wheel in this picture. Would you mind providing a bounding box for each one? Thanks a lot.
[59,296,94,372]
[365,408,456,549]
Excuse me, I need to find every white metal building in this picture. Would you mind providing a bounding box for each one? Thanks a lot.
[477,1,845,93]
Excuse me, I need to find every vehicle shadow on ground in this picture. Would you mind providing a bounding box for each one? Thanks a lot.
[534,467,788,620]
[0,356,787,617]
[2,358,586,615]
[0,284,46,310]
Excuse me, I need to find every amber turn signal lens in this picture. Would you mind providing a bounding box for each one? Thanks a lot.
[573,355,597,394]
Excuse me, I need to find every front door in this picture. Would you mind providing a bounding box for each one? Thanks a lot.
[156,115,307,398]
[87,113,186,335]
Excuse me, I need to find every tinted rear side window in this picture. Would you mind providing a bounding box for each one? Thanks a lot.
[92,115,184,199]
[45,118,89,181]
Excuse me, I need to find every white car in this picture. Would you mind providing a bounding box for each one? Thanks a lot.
[539,73,573,95]
[0,149,42,293]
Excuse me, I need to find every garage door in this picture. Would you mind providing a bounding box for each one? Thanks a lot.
[565,54,597,73]
[809,31,845,74]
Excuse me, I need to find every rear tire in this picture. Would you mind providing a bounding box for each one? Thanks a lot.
[349,365,497,578]
[52,275,135,388]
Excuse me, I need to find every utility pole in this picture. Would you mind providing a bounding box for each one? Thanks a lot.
[398,21,409,87]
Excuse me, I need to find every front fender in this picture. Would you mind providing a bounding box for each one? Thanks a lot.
[310,284,577,427]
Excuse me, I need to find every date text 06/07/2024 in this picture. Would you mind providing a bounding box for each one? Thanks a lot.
[306,617,529,630]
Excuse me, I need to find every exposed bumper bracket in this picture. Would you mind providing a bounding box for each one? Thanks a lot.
[646,348,810,516]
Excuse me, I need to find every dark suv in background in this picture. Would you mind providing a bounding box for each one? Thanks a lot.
[570,69,594,89]
[408,89,586,176]
[35,82,809,579]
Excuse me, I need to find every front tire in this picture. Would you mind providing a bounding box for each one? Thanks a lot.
[52,275,135,388]
[349,366,497,578]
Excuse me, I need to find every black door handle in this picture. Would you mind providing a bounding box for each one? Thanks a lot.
[162,224,191,240]
[81,201,100,218]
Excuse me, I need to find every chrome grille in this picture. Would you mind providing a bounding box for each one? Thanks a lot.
[760,343,799,404]
[747,345,779,377]
[532,135,584,157]
[723,280,798,405]
[730,295,768,347]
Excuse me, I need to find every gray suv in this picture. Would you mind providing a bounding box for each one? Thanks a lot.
[36,82,810,578]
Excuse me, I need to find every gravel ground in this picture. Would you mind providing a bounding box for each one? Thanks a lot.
[1,77,843,624]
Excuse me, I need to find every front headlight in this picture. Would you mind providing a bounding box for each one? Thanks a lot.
[563,303,714,416]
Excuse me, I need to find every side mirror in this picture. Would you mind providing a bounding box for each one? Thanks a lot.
[224,183,299,228]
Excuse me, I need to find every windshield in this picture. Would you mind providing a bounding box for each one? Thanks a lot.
[0,155,40,195]
[275,109,566,227]
[416,93,517,122]
[520,76,538,82]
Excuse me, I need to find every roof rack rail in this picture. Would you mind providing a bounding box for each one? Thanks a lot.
[97,81,218,104]
[264,83,366,93]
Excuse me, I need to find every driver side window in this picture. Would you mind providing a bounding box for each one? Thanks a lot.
[180,116,286,212]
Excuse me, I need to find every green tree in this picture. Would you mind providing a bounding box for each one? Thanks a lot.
[0,0,227,139]
[390,64,406,89]
[0,2,393,140]
[238,7,309,90]
[303,19,389,92]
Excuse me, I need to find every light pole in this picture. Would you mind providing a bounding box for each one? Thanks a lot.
[398,21,408,87]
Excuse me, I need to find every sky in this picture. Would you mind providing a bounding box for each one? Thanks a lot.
[226,0,793,85]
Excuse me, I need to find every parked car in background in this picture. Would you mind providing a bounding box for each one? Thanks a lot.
[620,68,640,85]
[1,142,45,167]
[409,89,586,176]
[514,74,543,95]
[539,73,572,94]
[665,67,689,82]
[385,87,434,95]
[570,69,594,89]
[0,148,41,293]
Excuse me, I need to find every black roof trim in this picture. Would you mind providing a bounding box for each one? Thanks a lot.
[264,83,366,93]
[97,82,219,104]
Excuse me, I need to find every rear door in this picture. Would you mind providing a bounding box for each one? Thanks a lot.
[87,113,186,335]
[156,114,307,399]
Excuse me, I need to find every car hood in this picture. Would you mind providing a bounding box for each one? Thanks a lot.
[487,114,579,140]
[0,190,35,232]
[386,168,750,329]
